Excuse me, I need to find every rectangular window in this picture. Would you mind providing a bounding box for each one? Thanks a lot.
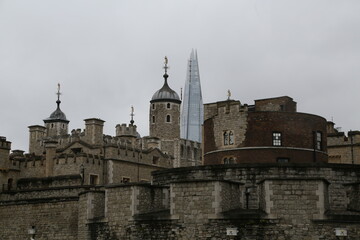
[89,174,99,185]
[316,132,322,150]
[277,158,289,163]
[152,156,159,165]
[122,177,130,183]
[273,132,282,146]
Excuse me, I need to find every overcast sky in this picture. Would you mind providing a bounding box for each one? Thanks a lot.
[0,0,359,151]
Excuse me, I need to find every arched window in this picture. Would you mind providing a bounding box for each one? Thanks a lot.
[187,146,191,158]
[223,158,229,164]
[152,116,155,123]
[180,145,184,157]
[223,132,229,145]
[167,103,171,109]
[229,131,234,145]
[166,115,171,123]
[152,104,155,110]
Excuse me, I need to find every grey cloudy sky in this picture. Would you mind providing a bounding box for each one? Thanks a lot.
[0,0,359,151]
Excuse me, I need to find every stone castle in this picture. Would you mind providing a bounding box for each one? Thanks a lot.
[1,58,360,239]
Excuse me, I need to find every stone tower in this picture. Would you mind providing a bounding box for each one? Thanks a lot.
[150,57,181,140]
[43,84,69,137]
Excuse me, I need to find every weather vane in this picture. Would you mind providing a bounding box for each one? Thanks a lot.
[57,83,62,100]
[130,105,135,125]
[164,56,169,73]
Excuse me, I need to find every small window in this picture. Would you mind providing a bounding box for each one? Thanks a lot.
[152,156,159,165]
[71,148,82,154]
[316,132,322,150]
[180,145,184,157]
[277,158,289,163]
[166,115,171,123]
[167,103,171,109]
[223,132,229,145]
[51,123,54,128]
[224,157,234,164]
[122,177,130,183]
[187,146,191,158]
[273,132,282,146]
[7,178,13,190]
[152,104,155,110]
[89,174,99,185]
[152,116,155,123]
[229,131,234,145]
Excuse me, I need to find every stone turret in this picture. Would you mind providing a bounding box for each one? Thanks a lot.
[28,125,46,155]
[84,118,105,146]
[43,84,69,137]
[149,57,181,140]
[0,137,11,169]
[44,140,57,177]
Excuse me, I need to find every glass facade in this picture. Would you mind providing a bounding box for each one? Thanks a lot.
[180,50,203,142]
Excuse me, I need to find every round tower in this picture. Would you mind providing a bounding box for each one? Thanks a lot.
[43,84,69,137]
[149,57,181,140]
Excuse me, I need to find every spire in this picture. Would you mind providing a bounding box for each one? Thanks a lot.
[44,83,69,123]
[163,56,169,83]
[130,105,135,125]
[151,56,181,103]
[56,83,62,109]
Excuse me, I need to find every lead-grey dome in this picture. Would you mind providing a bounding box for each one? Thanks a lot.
[151,74,181,104]
[44,100,69,123]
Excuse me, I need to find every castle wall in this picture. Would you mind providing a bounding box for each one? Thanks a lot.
[2,164,360,239]
[328,131,360,164]
[153,164,360,211]
[0,187,81,240]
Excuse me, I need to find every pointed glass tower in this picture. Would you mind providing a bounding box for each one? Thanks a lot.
[180,50,204,142]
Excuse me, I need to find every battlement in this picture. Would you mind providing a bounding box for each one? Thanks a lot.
[116,123,138,138]
[204,100,244,121]
[0,136,11,150]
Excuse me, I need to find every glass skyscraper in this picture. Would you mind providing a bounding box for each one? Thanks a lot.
[180,50,203,142]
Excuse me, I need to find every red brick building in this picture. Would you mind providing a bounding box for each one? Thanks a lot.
[203,96,327,164]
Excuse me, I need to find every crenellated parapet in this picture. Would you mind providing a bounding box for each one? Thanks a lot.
[327,123,360,164]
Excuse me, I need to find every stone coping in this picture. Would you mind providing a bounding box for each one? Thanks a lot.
[105,157,169,169]
[153,163,360,176]
[17,174,81,183]
[104,182,168,189]
[167,179,244,185]
[4,185,92,193]
[0,196,79,206]
[257,177,330,184]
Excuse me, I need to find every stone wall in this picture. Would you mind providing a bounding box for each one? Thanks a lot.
[0,189,80,240]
